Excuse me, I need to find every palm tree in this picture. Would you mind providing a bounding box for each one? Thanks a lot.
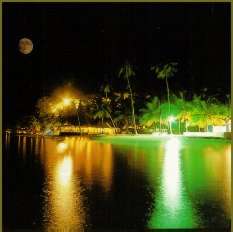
[189,96,230,132]
[93,108,106,133]
[160,101,179,134]
[91,96,116,134]
[113,91,131,132]
[190,95,217,132]
[139,97,162,132]
[189,95,205,131]
[172,93,191,133]
[100,85,117,131]
[208,103,227,126]
[102,84,110,98]
[118,62,137,134]
[114,91,130,102]
[151,62,178,113]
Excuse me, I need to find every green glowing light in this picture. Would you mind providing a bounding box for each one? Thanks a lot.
[168,115,176,123]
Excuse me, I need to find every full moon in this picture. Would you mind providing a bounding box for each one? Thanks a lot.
[18,38,33,55]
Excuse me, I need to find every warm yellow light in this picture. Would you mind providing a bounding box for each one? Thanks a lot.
[74,99,80,109]
[63,98,72,106]
[58,156,73,186]
[57,142,68,153]
[51,106,58,113]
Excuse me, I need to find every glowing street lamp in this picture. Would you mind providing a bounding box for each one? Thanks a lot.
[168,116,176,134]
[63,98,72,106]
[55,96,82,135]
[168,116,176,123]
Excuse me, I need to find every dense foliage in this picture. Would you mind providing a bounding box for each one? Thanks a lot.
[18,62,230,134]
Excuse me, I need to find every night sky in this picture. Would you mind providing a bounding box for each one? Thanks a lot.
[3,3,230,127]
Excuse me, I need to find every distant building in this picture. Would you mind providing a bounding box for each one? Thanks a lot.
[211,119,231,133]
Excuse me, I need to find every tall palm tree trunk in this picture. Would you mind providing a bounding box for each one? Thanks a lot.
[126,76,137,134]
[108,113,117,134]
[165,77,171,113]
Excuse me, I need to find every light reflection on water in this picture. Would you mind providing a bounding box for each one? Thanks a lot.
[163,138,182,210]
[4,135,231,230]
[43,154,85,231]
[148,137,198,228]
[99,136,231,229]
[40,137,114,231]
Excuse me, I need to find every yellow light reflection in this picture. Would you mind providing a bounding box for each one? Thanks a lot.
[203,144,231,215]
[35,136,39,154]
[57,156,73,186]
[18,136,21,153]
[57,142,68,153]
[30,137,33,153]
[225,146,231,215]
[41,137,114,230]
[22,136,27,158]
[44,153,85,231]
[5,133,10,149]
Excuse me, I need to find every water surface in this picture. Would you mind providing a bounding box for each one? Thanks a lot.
[4,134,231,231]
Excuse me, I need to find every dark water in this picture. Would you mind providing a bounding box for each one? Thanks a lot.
[3,134,231,231]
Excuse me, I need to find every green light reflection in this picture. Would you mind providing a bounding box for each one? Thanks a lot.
[94,135,231,228]
[148,137,198,228]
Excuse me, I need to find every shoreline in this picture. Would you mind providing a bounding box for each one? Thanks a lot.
[5,130,231,141]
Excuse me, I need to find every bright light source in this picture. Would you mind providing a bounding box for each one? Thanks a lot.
[57,142,68,153]
[63,98,72,106]
[168,116,176,123]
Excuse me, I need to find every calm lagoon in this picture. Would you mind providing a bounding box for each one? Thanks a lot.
[4,134,231,231]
